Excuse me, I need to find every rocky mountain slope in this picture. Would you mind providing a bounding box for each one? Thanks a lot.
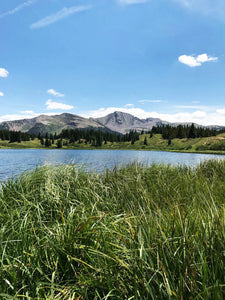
[0,113,105,135]
[0,111,224,135]
[95,111,168,134]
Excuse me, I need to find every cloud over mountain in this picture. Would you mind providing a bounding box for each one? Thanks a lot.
[45,99,74,110]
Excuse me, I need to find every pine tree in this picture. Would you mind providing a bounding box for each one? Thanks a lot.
[177,125,185,139]
[144,136,147,145]
[56,139,62,148]
[188,123,196,139]
[45,138,51,147]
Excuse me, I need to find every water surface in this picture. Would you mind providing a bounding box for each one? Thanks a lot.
[0,149,224,182]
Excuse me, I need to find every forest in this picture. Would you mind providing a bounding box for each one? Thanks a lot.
[1,123,225,148]
[151,123,225,140]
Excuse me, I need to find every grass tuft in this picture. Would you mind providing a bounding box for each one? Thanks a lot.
[0,160,225,299]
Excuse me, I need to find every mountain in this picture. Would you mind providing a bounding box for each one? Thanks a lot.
[94,111,168,134]
[0,111,224,135]
[0,113,105,135]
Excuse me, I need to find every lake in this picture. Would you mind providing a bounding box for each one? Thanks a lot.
[0,149,224,183]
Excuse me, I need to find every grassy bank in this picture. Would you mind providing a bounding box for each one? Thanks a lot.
[0,161,225,299]
[1,133,225,154]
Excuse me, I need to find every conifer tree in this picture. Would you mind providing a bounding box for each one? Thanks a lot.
[144,136,147,145]
[57,139,62,148]
[188,123,196,139]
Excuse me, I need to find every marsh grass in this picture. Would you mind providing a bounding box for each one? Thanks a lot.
[0,160,224,299]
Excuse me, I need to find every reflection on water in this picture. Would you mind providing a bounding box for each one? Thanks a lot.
[0,149,224,182]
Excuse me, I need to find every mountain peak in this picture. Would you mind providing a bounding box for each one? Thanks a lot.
[1,111,221,136]
[95,111,167,134]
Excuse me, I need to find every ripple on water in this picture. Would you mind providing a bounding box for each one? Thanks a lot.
[0,149,224,183]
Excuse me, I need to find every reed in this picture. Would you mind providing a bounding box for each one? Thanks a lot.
[0,160,224,299]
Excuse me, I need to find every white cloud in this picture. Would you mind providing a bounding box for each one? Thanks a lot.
[47,89,64,97]
[20,110,35,114]
[178,53,218,67]
[0,68,9,78]
[30,5,93,29]
[0,113,38,122]
[0,92,4,97]
[46,99,74,110]
[175,105,210,110]
[81,106,225,126]
[0,0,37,19]
[179,56,201,67]
[0,112,62,123]
[216,108,225,115]
[192,111,207,118]
[139,99,163,103]
[124,103,134,108]
[117,0,149,5]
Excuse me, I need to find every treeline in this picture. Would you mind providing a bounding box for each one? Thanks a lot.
[0,130,35,143]
[38,129,140,148]
[151,124,225,140]
[58,128,139,146]
[1,124,225,148]
[0,128,140,147]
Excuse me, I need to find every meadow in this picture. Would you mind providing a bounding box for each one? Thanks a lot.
[0,160,224,299]
[1,133,225,155]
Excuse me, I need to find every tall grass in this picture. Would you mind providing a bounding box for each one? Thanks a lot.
[0,160,224,299]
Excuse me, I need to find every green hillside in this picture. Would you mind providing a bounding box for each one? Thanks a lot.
[1,133,225,154]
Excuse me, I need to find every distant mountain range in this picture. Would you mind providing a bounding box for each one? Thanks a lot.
[0,111,224,135]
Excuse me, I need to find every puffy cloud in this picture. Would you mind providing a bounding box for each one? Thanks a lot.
[47,88,64,97]
[0,92,4,97]
[0,68,9,78]
[178,53,218,67]
[30,5,93,29]
[192,111,207,118]
[45,99,74,110]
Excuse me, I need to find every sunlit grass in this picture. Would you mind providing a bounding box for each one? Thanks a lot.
[1,134,225,154]
[0,160,225,299]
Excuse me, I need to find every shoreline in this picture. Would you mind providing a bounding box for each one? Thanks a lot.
[1,133,225,155]
[0,145,225,155]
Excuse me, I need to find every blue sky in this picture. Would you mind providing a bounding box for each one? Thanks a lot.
[1,0,225,125]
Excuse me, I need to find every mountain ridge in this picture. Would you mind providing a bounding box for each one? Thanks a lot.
[0,111,224,135]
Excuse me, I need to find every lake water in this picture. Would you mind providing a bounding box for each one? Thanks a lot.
[0,149,224,183]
